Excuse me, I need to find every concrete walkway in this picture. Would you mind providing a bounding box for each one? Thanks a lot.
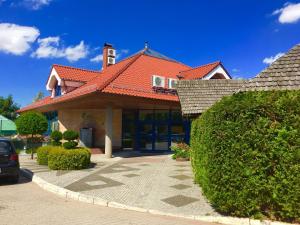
[0,174,219,225]
[20,152,217,218]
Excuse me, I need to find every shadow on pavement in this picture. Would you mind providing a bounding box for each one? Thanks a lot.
[0,174,31,186]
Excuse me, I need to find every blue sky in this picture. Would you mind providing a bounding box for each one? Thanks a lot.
[0,0,300,107]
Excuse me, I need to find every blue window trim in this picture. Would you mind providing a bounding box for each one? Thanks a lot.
[55,85,61,97]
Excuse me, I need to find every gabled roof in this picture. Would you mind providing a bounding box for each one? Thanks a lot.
[19,47,225,112]
[52,64,100,83]
[177,79,246,115]
[179,61,221,79]
[241,43,300,91]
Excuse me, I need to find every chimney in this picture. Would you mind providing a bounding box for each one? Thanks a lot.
[102,43,116,70]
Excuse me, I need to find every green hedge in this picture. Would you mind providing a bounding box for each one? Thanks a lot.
[37,146,59,165]
[48,148,91,170]
[191,90,300,222]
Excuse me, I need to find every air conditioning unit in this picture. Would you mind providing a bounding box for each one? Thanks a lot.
[168,78,178,89]
[152,75,165,88]
[107,56,115,65]
[107,48,116,57]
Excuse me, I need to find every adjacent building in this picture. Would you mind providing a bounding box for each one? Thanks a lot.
[176,43,300,117]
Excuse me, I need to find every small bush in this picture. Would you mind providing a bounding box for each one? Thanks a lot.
[171,143,190,160]
[191,90,300,222]
[48,148,91,170]
[62,130,79,149]
[63,141,78,149]
[50,131,62,146]
[37,146,58,165]
[63,130,79,141]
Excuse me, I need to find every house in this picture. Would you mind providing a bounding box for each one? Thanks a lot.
[19,43,231,157]
[176,43,300,117]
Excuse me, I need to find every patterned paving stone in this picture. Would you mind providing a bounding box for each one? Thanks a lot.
[99,164,139,174]
[123,173,139,178]
[86,180,106,186]
[175,164,189,167]
[56,170,71,177]
[170,184,191,190]
[169,175,191,180]
[161,195,199,207]
[65,174,124,191]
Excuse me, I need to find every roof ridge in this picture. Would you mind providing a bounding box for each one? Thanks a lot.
[53,64,101,74]
[97,53,143,91]
[180,61,221,73]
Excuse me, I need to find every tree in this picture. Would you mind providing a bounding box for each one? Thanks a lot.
[15,111,48,159]
[0,95,19,120]
[33,91,45,102]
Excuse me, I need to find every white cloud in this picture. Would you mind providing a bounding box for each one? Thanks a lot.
[64,41,88,62]
[263,52,284,65]
[32,36,89,62]
[0,23,40,55]
[232,68,240,73]
[90,54,103,62]
[273,3,300,24]
[22,0,52,10]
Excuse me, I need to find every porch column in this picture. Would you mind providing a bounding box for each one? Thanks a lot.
[105,105,113,158]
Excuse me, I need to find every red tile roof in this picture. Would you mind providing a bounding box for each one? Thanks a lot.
[180,61,220,79]
[19,49,221,112]
[52,64,100,82]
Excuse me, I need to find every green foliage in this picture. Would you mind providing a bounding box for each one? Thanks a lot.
[63,130,79,141]
[37,146,56,165]
[62,130,79,149]
[50,131,62,146]
[48,148,91,170]
[171,143,190,160]
[63,141,78,149]
[16,111,47,159]
[16,111,48,136]
[190,90,300,222]
[0,95,19,120]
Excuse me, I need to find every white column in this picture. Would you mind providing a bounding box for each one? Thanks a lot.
[105,105,113,158]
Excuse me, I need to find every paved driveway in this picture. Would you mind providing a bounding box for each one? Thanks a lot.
[0,175,219,225]
[20,153,217,217]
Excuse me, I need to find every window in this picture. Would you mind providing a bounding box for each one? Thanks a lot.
[55,85,61,97]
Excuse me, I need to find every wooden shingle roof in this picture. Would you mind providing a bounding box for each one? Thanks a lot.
[241,43,300,91]
[177,79,246,115]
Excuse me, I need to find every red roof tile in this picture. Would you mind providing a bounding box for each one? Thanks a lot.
[53,64,100,82]
[19,49,220,112]
[180,61,220,79]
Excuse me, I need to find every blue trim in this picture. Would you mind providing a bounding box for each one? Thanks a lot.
[55,85,61,97]
[122,109,190,152]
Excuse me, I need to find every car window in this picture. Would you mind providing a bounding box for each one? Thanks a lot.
[0,141,12,154]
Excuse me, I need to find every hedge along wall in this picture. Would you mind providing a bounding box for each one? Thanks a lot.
[190,90,300,222]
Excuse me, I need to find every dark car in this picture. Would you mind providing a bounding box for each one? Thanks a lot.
[0,138,19,183]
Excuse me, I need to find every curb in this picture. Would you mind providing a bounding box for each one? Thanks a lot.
[20,169,296,225]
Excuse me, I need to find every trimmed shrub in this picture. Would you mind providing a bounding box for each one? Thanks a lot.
[63,130,79,141]
[15,111,48,159]
[36,146,58,165]
[48,148,91,170]
[62,130,79,149]
[171,143,190,160]
[63,141,77,149]
[50,131,62,146]
[191,90,300,222]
